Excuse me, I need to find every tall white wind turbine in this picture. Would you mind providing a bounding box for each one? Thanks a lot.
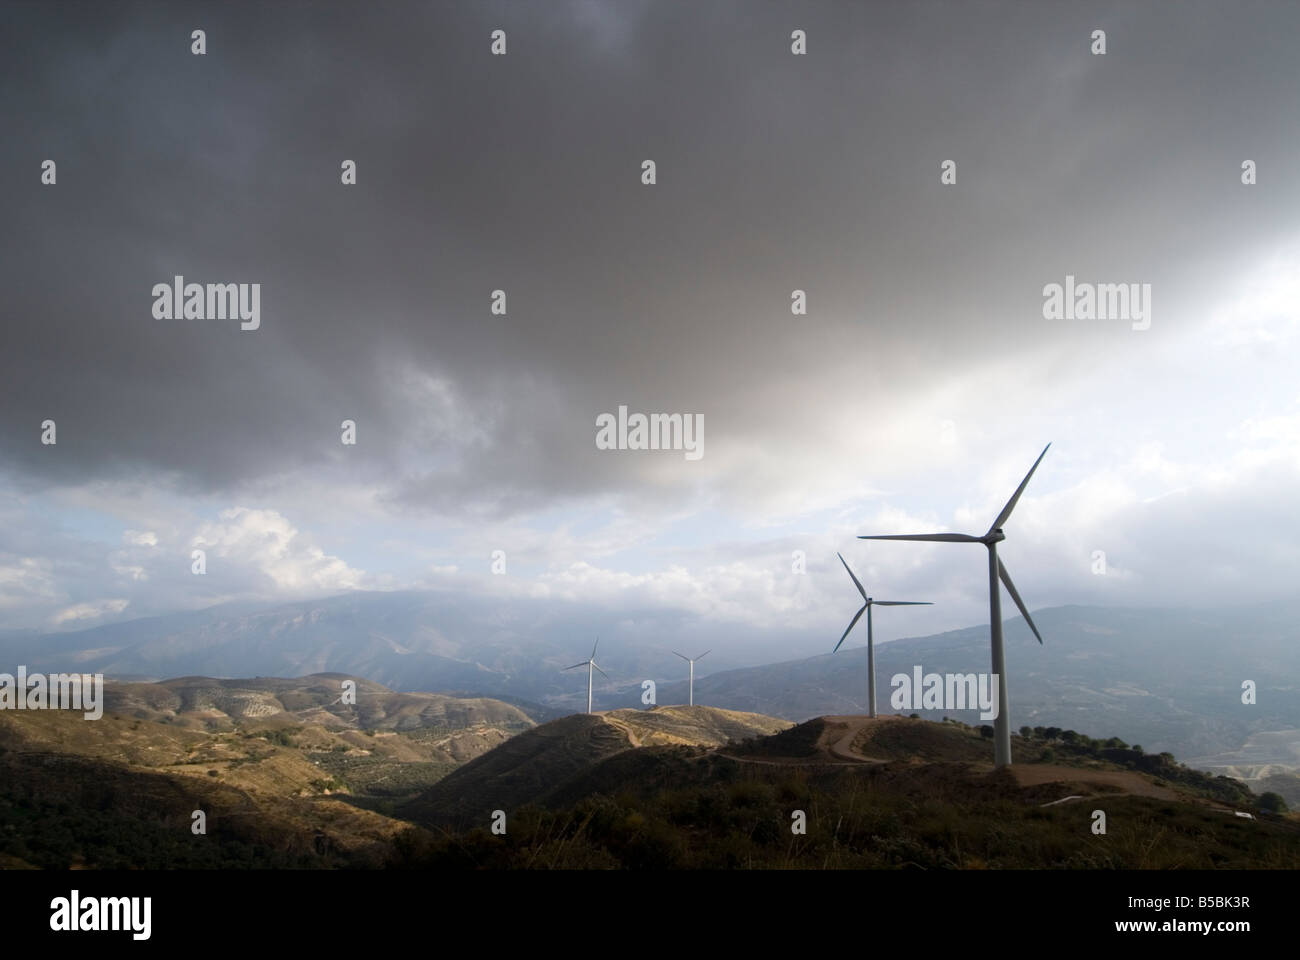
[563,638,608,714]
[858,443,1050,767]
[672,650,710,706]
[833,553,932,718]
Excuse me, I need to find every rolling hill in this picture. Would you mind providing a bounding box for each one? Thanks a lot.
[400,705,791,827]
[0,674,543,868]
[2,675,1296,869]
[394,713,1300,870]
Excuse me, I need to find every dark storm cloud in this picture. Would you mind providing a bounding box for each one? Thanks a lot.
[1,1,1298,516]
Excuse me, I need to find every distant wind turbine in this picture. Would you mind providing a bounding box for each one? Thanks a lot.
[859,443,1050,768]
[672,650,710,706]
[833,553,932,718]
[563,638,608,714]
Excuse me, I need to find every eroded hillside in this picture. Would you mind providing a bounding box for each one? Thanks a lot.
[0,674,539,868]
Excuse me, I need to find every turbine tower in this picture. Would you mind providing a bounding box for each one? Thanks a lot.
[858,443,1050,768]
[672,650,710,706]
[833,552,932,718]
[563,638,608,714]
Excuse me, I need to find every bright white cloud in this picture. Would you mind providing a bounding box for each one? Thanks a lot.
[51,597,128,626]
[192,507,364,593]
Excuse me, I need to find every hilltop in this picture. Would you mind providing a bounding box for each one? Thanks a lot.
[399,704,789,827]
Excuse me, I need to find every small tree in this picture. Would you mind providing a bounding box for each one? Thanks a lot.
[1258,792,1289,814]
[978,725,994,739]
[1019,726,1033,740]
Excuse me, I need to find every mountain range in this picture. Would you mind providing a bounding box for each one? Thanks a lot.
[4,592,1298,785]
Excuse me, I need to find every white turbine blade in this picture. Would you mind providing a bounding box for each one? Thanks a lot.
[694,650,710,661]
[672,651,690,661]
[998,559,1043,645]
[987,443,1051,535]
[592,661,609,679]
[859,533,981,542]
[563,661,588,671]
[837,552,869,601]
[591,637,599,659]
[874,601,934,606]
[834,604,867,653]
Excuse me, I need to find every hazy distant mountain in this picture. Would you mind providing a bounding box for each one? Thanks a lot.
[0,590,740,705]
[622,603,1300,767]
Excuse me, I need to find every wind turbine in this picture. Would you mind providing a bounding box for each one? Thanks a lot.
[858,443,1049,768]
[563,638,609,714]
[833,553,932,718]
[672,650,710,706]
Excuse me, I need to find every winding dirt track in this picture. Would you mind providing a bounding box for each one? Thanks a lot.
[715,715,894,766]
[819,716,891,763]
[712,715,1220,809]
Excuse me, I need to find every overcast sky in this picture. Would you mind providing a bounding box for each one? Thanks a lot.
[0,1,1297,653]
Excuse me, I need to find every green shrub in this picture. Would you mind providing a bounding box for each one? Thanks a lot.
[1258,792,1288,814]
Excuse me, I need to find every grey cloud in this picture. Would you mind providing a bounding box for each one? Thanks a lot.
[3,2,1297,518]
[0,0,1295,655]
